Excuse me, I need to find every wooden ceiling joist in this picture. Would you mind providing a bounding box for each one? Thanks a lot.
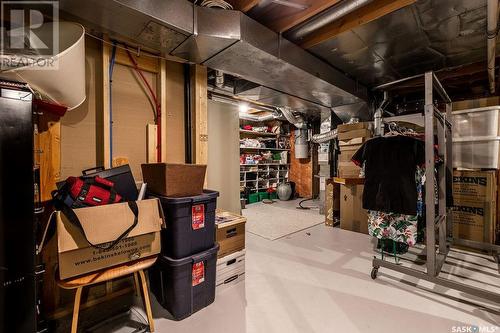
[267,0,342,33]
[228,0,261,12]
[299,0,416,49]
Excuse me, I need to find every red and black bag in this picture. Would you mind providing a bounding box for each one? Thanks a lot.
[65,176,122,207]
[51,176,138,250]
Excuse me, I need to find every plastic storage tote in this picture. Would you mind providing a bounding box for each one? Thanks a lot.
[151,190,219,259]
[452,106,500,169]
[248,193,259,204]
[258,191,269,201]
[149,244,219,320]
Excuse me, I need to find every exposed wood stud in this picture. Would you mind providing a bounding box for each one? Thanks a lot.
[102,35,111,169]
[158,59,168,162]
[191,65,208,165]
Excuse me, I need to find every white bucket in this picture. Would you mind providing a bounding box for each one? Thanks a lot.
[1,22,86,110]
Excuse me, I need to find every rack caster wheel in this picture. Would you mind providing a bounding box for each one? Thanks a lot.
[371,267,378,280]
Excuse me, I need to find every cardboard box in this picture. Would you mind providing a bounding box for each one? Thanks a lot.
[325,180,340,227]
[452,199,496,244]
[340,184,368,234]
[338,128,372,141]
[216,210,246,258]
[337,122,371,133]
[338,137,369,147]
[338,163,362,178]
[141,163,207,197]
[339,149,360,163]
[453,170,497,202]
[216,249,245,291]
[57,199,163,280]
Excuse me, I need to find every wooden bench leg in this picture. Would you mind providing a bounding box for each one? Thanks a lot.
[138,270,155,332]
[133,272,140,296]
[71,287,83,333]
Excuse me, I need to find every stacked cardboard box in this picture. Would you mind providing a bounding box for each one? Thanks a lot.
[215,210,246,289]
[325,179,340,227]
[340,184,368,234]
[337,122,372,178]
[452,170,497,244]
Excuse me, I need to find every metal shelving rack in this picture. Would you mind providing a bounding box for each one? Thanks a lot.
[239,129,291,194]
[371,71,500,304]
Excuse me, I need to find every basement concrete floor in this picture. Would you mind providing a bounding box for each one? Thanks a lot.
[103,203,500,333]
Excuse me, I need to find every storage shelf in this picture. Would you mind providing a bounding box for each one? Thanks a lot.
[240,127,290,194]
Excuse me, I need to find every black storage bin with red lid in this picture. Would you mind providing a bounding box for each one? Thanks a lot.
[149,190,219,259]
[148,243,219,320]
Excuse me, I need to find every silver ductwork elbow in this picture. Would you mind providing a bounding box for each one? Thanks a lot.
[278,106,307,129]
[311,129,337,143]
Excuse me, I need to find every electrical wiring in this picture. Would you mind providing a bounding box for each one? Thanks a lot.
[296,197,319,210]
[125,47,162,162]
[86,32,185,63]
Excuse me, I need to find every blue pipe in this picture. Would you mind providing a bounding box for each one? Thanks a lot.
[109,41,117,167]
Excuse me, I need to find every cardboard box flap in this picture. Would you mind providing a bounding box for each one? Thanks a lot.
[57,199,162,253]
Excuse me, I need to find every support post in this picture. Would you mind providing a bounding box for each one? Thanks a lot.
[424,71,436,277]
[191,65,208,165]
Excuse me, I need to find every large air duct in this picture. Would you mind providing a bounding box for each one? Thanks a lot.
[60,0,369,120]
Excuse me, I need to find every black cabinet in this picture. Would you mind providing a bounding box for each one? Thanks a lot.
[0,86,36,333]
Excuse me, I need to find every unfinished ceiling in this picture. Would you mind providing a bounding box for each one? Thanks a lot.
[235,0,494,99]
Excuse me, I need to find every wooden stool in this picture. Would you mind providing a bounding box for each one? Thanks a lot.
[57,256,158,333]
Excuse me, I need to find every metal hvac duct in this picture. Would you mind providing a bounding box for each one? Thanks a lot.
[60,0,369,119]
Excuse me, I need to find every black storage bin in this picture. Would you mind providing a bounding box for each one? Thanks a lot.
[149,244,219,320]
[151,190,219,258]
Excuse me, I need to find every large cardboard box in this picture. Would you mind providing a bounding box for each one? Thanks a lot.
[339,148,361,163]
[452,170,497,202]
[338,137,369,147]
[57,199,163,280]
[325,180,340,227]
[337,122,371,133]
[340,184,368,234]
[452,170,497,244]
[216,210,246,258]
[141,163,207,197]
[452,200,496,244]
[338,162,362,178]
[338,128,372,141]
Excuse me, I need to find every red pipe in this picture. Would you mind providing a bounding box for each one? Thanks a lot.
[125,49,162,162]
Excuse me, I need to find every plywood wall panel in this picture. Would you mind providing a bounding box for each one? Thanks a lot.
[111,64,157,182]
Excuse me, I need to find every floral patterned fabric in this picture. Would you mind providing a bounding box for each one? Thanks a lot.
[367,167,425,246]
